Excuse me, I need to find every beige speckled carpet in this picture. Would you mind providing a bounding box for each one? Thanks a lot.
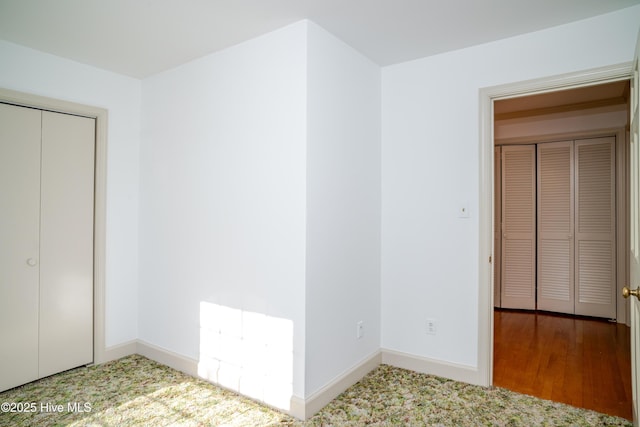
[0,355,631,426]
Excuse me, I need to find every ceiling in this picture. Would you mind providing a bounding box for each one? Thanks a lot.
[0,0,639,78]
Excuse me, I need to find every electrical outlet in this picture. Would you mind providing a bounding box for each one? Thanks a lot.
[357,321,364,339]
[426,318,437,335]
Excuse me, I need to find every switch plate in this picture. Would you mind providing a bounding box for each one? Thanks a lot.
[357,321,364,339]
[457,204,470,218]
[426,318,437,335]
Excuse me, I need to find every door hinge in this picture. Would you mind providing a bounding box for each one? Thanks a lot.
[489,255,492,263]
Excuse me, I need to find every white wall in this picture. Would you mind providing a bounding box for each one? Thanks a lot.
[0,40,141,348]
[305,22,381,396]
[139,22,308,400]
[381,6,640,372]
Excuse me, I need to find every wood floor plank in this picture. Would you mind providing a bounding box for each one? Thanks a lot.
[493,309,632,420]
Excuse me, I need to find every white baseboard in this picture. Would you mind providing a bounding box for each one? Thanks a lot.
[133,343,382,420]
[101,340,137,363]
[136,340,199,377]
[381,348,481,385]
[131,340,308,419]
[289,395,307,420]
[300,350,382,420]
[94,342,483,420]
[98,339,201,378]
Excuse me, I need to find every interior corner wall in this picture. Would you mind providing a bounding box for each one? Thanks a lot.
[305,22,381,397]
[380,5,640,374]
[0,40,141,348]
[139,21,308,398]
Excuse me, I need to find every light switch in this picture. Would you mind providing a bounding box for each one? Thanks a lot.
[458,204,470,218]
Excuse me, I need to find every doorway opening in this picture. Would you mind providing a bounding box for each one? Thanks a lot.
[477,63,635,417]
[493,81,629,319]
[491,82,631,417]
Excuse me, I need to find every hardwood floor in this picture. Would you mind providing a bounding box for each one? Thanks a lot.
[493,309,632,420]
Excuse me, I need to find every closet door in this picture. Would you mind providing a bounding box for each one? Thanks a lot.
[574,137,616,318]
[501,145,536,309]
[494,146,502,307]
[0,103,41,391]
[39,111,95,377]
[537,141,574,314]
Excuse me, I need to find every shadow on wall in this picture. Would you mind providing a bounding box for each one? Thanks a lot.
[197,301,294,411]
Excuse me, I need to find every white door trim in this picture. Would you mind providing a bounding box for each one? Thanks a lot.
[0,87,108,365]
[478,62,633,387]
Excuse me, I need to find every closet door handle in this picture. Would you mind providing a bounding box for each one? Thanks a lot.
[26,258,37,267]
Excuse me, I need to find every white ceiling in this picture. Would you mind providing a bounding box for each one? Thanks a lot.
[1,0,639,78]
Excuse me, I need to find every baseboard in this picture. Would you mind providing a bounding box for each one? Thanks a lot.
[136,340,199,377]
[124,343,382,420]
[96,342,482,420]
[288,395,307,420]
[128,344,381,420]
[100,340,137,363]
[381,348,481,385]
[301,350,382,420]
[132,340,306,419]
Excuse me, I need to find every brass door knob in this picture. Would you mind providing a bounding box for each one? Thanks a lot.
[622,286,640,300]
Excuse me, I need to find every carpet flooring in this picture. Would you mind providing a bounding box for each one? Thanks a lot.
[0,355,631,426]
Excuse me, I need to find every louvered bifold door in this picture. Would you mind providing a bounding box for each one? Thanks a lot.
[574,137,616,319]
[494,146,502,308]
[501,145,536,309]
[537,141,574,314]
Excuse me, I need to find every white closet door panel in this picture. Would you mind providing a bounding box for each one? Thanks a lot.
[494,146,502,308]
[538,239,572,301]
[39,111,95,377]
[0,104,41,391]
[537,141,574,314]
[501,145,536,309]
[577,141,614,235]
[577,240,613,302]
[502,239,535,299]
[574,137,615,319]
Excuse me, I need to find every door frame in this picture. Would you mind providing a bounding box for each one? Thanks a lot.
[0,87,108,365]
[478,62,633,386]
